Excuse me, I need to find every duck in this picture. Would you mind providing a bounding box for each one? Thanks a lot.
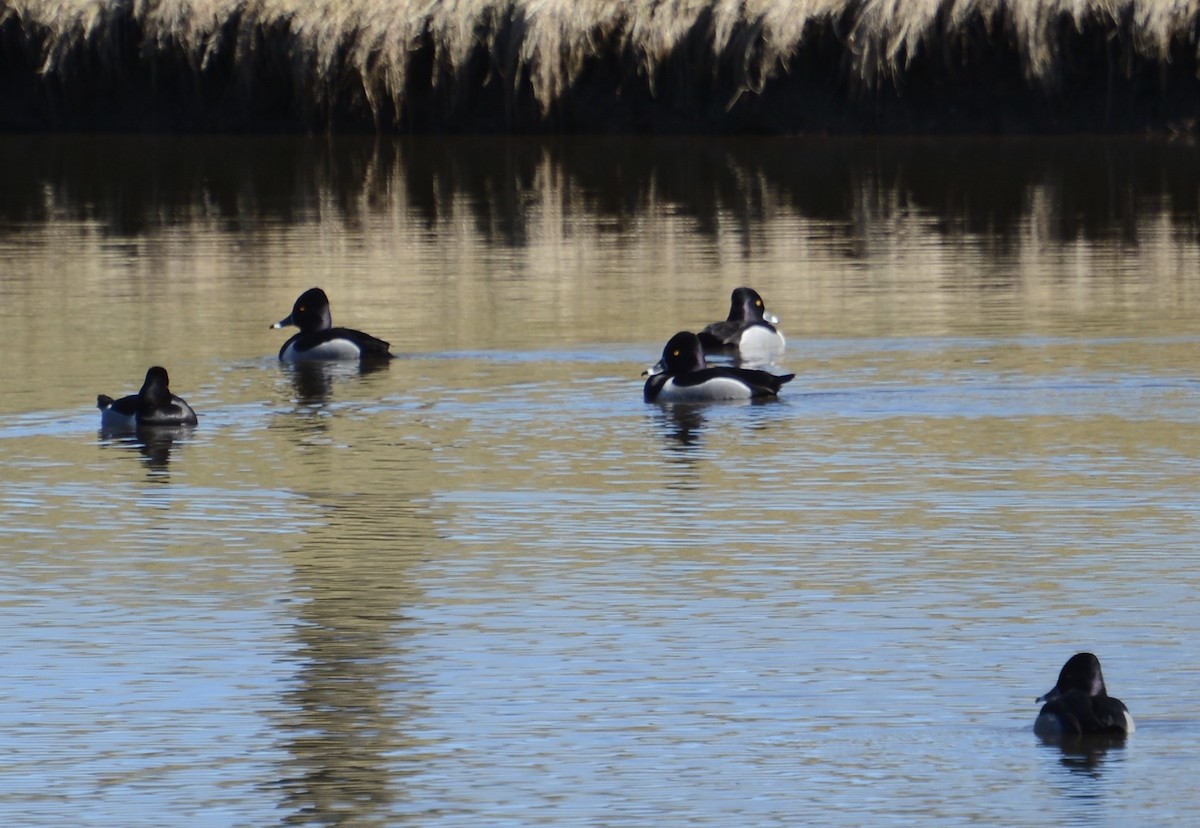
[1034,652,1135,739]
[272,287,392,362]
[97,366,198,428]
[644,331,794,403]
[697,287,785,363]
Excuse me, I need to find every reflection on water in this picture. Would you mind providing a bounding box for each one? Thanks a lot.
[1047,737,1128,775]
[273,494,429,826]
[1037,737,1131,827]
[1,136,1200,826]
[3,134,1199,247]
[98,426,197,476]
[281,360,393,408]
[652,405,708,450]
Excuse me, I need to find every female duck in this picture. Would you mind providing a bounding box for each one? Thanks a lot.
[697,287,785,363]
[644,331,794,403]
[97,366,198,428]
[1034,652,1134,739]
[272,287,392,362]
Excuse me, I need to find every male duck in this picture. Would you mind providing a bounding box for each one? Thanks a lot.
[644,331,794,403]
[97,366,198,428]
[1034,652,1135,739]
[697,287,785,363]
[272,287,392,362]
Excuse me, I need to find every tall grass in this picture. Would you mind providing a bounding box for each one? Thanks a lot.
[2,0,1199,132]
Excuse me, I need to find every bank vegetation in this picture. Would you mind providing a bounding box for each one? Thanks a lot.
[2,0,1199,132]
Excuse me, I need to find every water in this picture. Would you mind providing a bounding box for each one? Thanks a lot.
[1,135,1199,826]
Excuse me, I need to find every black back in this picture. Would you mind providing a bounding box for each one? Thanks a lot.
[1036,653,1131,737]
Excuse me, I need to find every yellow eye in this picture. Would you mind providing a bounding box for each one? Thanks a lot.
[672,349,681,357]
[298,305,306,312]
[756,299,763,307]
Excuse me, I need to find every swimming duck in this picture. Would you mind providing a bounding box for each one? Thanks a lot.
[697,287,785,363]
[1034,652,1135,739]
[644,331,794,403]
[272,287,392,362]
[97,366,198,428]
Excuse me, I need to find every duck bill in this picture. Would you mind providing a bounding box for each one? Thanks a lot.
[271,313,295,330]
[764,312,780,325]
[1036,687,1060,704]
[642,358,665,377]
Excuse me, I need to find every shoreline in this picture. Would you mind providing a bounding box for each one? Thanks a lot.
[2,1,1200,134]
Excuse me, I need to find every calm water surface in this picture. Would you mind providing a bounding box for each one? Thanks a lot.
[2,136,1200,826]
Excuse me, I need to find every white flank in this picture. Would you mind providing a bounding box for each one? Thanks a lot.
[283,339,364,362]
[737,326,785,365]
[658,376,753,402]
[99,407,137,430]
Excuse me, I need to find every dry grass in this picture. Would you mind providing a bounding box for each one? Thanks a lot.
[2,0,1200,131]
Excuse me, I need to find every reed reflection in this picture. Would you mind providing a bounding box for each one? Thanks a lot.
[379,135,1200,248]
[272,494,431,824]
[3,135,1199,249]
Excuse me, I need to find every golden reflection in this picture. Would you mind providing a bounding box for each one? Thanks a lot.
[1,135,1199,825]
[266,448,433,823]
[3,134,1200,421]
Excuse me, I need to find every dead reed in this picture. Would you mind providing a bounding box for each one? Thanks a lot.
[2,0,1199,132]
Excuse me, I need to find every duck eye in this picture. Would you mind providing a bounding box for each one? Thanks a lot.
[672,349,681,357]
[756,299,763,307]
[298,305,306,312]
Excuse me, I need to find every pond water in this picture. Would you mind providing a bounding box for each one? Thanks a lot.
[1,134,1199,826]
